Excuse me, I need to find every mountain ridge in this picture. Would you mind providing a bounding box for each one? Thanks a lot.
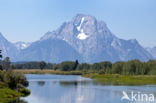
[0,14,154,63]
[40,14,153,63]
[146,47,156,59]
[14,41,31,50]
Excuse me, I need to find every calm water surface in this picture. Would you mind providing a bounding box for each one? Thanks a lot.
[18,74,156,103]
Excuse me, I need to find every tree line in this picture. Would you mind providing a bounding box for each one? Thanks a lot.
[0,50,156,75]
[12,60,156,75]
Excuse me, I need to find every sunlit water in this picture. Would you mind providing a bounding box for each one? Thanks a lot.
[14,74,156,103]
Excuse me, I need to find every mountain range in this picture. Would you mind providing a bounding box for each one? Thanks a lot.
[146,47,156,59]
[0,14,155,63]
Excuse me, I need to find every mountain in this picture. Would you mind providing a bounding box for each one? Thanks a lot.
[0,14,154,63]
[0,32,19,60]
[15,41,31,50]
[16,38,82,63]
[40,14,153,63]
[146,47,156,58]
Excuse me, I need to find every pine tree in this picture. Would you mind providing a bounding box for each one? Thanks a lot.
[0,50,3,70]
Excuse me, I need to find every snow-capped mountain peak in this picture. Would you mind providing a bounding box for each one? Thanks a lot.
[76,17,89,40]
[15,42,31,50]
[39,14,153,63]
[0,14,154,63]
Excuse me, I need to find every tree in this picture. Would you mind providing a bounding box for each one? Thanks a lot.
[112,62,124,74]
[0,50,2,70]
[3,57,11,71]
[39,61,46,70]
[72,60,79,70]
[122,60,142,75]
[91,63,101,72]
[11,65,16,70]
[98,61,112,74]
[58,61,75,71]
[0,65,2,71]
[146,60,156,75]
[77,63,91,71]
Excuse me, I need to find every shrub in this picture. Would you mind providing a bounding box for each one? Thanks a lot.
[18,88,30,96]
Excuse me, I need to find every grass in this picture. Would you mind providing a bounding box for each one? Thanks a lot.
[0,88,22,103]
[84,74,156,85]
[13,69,83,75]
[13,69,156,85]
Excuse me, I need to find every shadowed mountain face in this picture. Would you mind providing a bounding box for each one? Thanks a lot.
[16,38,82,63]
[15,42,31,50]
[40,14,153,63]
[146,47,156,59]
[0,33,19,60]
[0,14,154,63]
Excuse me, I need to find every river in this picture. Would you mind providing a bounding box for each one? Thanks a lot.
[17,74,156,103]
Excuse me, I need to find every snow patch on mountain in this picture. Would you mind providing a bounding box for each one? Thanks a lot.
[77,17,85,31]
[0,14,154,63]
[77,32,89,40]
[15,42,31,50]
[38,14,153,63]
[76,17,89,40]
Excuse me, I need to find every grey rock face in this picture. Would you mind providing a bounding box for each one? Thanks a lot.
[146,47,156,58]
[0,33,19,60]
[41,14,153,63]
[14,41,31,50]
[16,38,82,63]
[0,14,154,63]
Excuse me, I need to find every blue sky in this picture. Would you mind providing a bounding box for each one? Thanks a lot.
[0,0,156,47]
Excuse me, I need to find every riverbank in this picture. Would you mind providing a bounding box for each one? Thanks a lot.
[0,88,21,103]
[84,74,156,85]
[13,69,83,75]
[0,85,30,103]
[0,71,30,103]
[13,69,156,85]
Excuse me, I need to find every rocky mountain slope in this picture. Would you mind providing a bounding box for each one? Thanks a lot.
[0,14,154,63]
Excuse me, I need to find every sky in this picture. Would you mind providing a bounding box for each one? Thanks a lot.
[0,0,156,47]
